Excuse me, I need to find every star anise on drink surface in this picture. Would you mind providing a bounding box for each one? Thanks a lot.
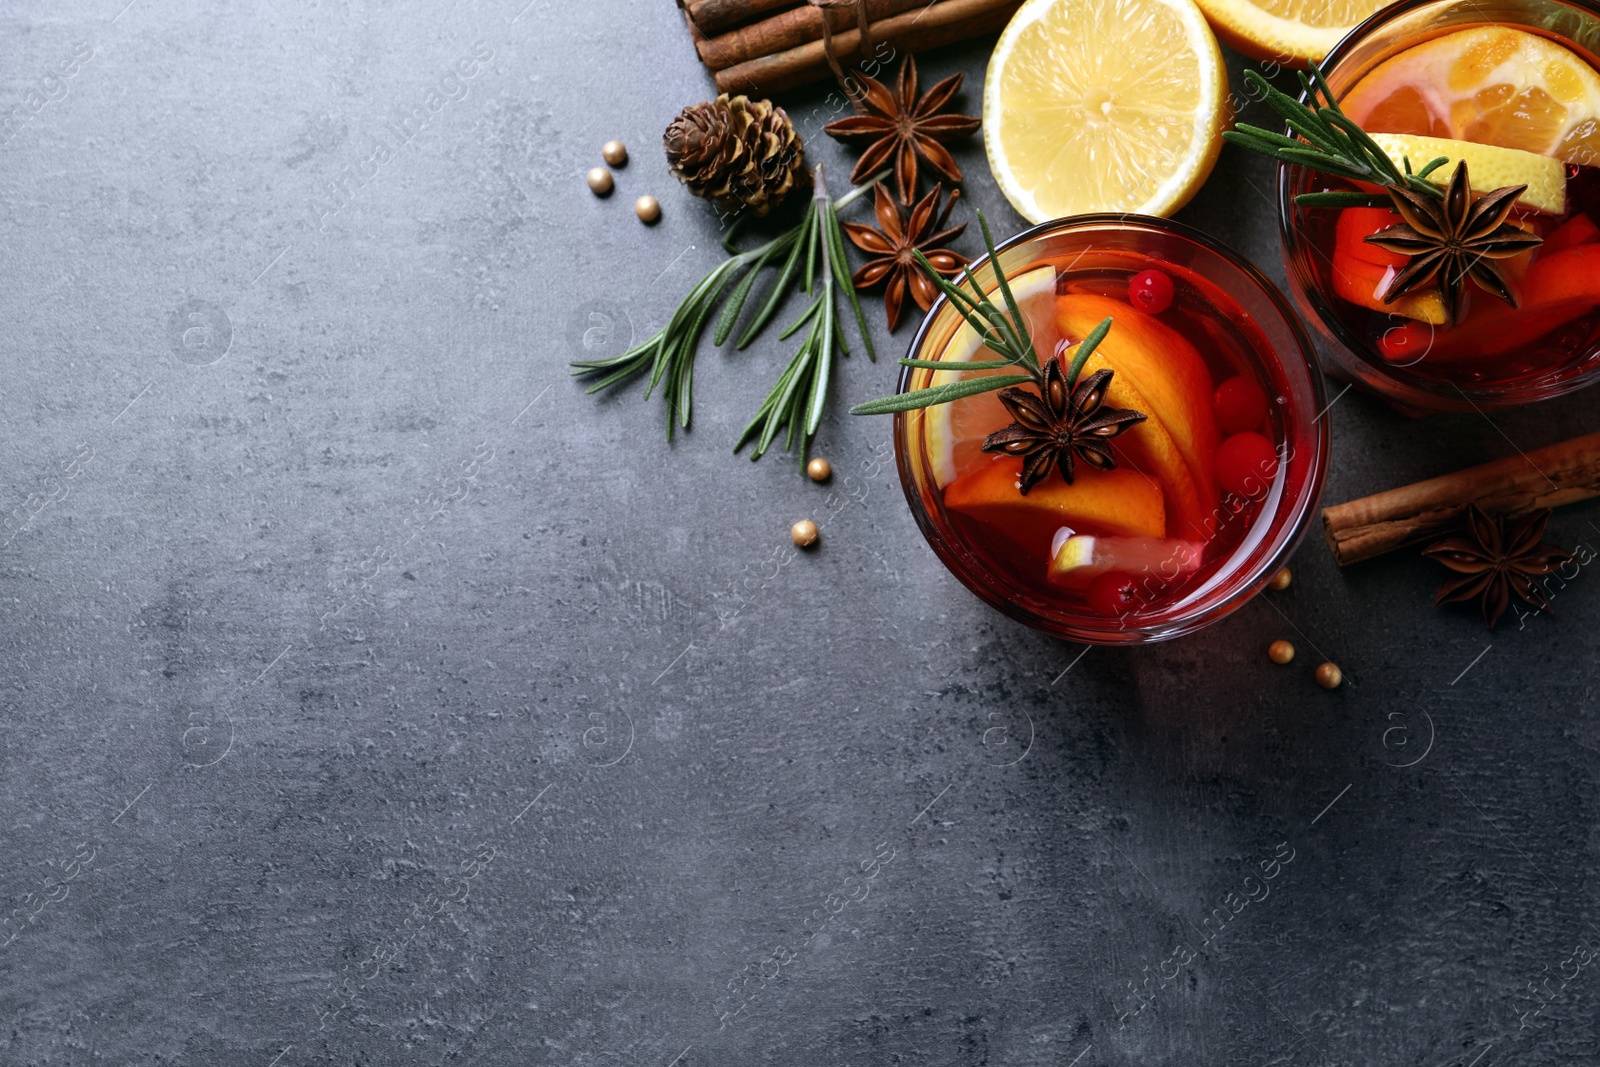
[841,182,967,331]
[981,358,1147,494]
[1422,504,1574,629]
[1364,161,1543,325]
[823,54,981,205]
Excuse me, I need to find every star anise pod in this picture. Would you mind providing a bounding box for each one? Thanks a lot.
[1422,504,1574,629]
[981,358,1146,494]
[1364,161,1543,325]
[841,182,967,331]
[823,54,981,205]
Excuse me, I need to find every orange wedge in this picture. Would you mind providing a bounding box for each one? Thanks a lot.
[1340,26,1600,166]
[1055,294,1219,536]
[944,458,1166,561]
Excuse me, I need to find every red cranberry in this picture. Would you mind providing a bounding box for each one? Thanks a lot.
[1128,269,1174,314]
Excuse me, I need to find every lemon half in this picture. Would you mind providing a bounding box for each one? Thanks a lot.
[983,0,1228,224]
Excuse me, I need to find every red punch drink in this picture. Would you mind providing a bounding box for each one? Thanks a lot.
[1279,4,1600,411]
[894,216,1328,643]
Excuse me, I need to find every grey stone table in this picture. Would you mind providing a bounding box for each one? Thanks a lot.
[3,1,1598,1064]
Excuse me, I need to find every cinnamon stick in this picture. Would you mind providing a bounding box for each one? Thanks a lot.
[696,0,932,70]
[714,0,1020,95]
[689,0,802,37]
[1321,431,1600,565]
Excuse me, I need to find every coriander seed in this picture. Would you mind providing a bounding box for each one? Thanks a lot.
[791,519,818,548]
[1315,662,1343,689]
[586,166,613,196]
[1267,639,1294,665]
[807,457,832,482]
[1269,566,1292,591]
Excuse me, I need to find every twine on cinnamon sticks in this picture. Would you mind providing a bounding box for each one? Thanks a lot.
[809,0,873,98]
[1322,431,1600,566]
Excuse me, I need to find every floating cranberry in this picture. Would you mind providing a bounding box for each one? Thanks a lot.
[1213,376,1269,435]
[1216,431,1279,498]
[1128,269,1174,314]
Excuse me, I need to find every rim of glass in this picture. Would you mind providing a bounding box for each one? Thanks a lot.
[892,212,1331,644]
[1274,0,1600,407]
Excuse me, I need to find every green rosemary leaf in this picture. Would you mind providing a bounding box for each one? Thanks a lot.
[803,198,820,295]
[575,349,655,392]
[779,295,823,340]
[1294,190,1392,208]
[715,237,791,346]
[1222,126,1306,152]
[1322,111,1404,182]
[1276,147,1370,181]
[1415,155,1451,180]
[850,374,1034,415]
[914,251,986,318]
[737,222,809,348]
[823,196,875,362]
[806,300,833,436]
[978,214,1040,371]
[897,358,1017,370]
[1064,316,1112,385]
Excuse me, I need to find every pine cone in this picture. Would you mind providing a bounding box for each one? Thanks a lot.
[663,94,807,218]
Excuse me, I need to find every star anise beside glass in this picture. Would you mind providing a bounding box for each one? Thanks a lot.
[823,53,981,205]
[1422,504,1574,628]
[1365,161,1544,325]
[983,357,1146,494]
[841,182,967,331]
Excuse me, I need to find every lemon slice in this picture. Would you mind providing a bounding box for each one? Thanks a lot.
[983,0,1228,223]
[1367,133,1567,214]
[1192,0,1388,65]
[922,265,1058,488]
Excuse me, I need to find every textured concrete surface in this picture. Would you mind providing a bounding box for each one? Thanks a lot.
[3,2,1599,1065]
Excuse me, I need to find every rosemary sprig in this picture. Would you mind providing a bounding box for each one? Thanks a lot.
[736,164,877,463]
[851,210,1111,416]
[1223,65,1450,208]
[571,166,878,454]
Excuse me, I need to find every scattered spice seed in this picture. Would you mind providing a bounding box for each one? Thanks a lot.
[602,139,628,166]
[1268,640,1295,665]
[791,519,819,547]
[1269,566,1292,591]
[1315,662,1343,689]
[587,167,613,196]
[635,195,661,223]
[807,458,832,482]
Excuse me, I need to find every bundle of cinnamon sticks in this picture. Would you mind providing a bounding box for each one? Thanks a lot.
[679,0,1021,95]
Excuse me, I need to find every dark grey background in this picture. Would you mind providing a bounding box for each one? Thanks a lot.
[2,1,1598,1064]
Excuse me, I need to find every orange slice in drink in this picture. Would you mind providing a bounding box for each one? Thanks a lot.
[1340,26,1600,167]
[944,459,1166,561]
[1055,294,1219,537]
[922,266,1060,488]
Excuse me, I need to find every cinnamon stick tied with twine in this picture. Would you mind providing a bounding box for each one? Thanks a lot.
[711,0,1021,95]
[695,0,925,71]
[687,0,799,37]
[1322,431,1600,566]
